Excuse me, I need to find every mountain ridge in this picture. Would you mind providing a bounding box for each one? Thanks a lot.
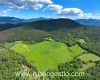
[0,18,100,56]
[76,19,100,27]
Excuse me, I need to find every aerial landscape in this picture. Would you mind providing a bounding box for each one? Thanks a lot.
[0,0,100,80]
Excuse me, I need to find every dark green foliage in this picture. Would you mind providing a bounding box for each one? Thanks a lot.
[0,48,20,80]
[29,18,80,31]
[0,48,37,80]
[22,40,37,44]
[76,41,100,56]
[47,60,100,80]
[0,23,20,31]
[0,26,50,42]
[81,61,100,80]
[46,59,84,80]
[69,27,100,55]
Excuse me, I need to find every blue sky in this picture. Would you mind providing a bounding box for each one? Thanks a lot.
[0,0,100,19]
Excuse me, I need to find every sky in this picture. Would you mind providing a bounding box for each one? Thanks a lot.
[0,0,100,19]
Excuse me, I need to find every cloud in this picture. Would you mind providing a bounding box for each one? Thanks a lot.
[1,0,99,19]
[83,13,100,19]
[0,0,84,18]
[0,0,53,10]
[45,4,63,14]
[0,9,12,16]
[0,10,8,14]
[30,4,44,10]
[59,8,83,17]
[45,4,84,17]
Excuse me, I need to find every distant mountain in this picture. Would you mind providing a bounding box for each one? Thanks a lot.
[1,17,100,28]
[0,16,48,24]
[0,17,50,31]
[76,19,100,27]
[0,17,25,23]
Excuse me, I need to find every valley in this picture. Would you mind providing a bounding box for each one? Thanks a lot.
[0,18,100,80]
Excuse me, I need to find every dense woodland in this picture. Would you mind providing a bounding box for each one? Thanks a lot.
[0,47,38,80]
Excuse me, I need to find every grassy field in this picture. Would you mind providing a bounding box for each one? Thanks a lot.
[78,53,100,62]
[10,41,85,71]
[78,53,100,71]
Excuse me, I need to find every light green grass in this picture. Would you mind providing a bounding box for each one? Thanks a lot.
[78,53,100,62]
[78,53,100,71]
[4,42,15,48]
[10,41,85,71]
[79,62,96,71]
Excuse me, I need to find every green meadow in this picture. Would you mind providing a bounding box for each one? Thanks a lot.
[77,53,100,71]
[78,53,100,62]
[10,41,85,71]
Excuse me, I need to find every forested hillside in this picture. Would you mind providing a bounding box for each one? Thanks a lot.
[0,18,100,80]
[0,19,100,55]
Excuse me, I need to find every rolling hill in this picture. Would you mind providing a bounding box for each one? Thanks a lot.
[0,23,21,31]
[0,18,100,80]
[0,18,80,41]
[0,19,100,54]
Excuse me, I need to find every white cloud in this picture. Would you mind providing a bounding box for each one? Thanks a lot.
[45,4,63,14]
[6,9,12,12]
[83,13,100,19]
[1,0,100,19]
[28,4,44,10]
[59,8,83,17]
[0,8,13,16]
[0,0,53,10]
[45,4,84,17]
[0,8,12,14]
[0,10,8,14]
